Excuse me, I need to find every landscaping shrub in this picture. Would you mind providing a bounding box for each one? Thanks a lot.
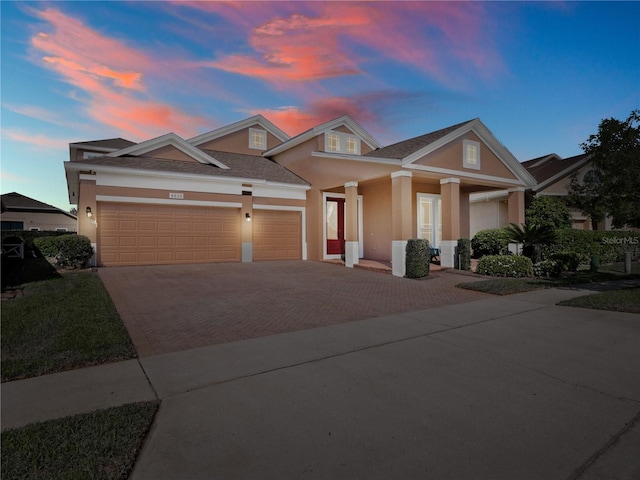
[476,255,533,278]
[405,238,430,278]
[526,195,572,229]
[540,229,640,264]
[57,235,94,268]
[550,251,581,272]
[471,228,510,258]
[455,238,471,270]
[533,259,564,278]
[33,236,64,258]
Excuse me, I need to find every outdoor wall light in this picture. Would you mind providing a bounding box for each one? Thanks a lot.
[245,212,251,221]
[86,206,93,218]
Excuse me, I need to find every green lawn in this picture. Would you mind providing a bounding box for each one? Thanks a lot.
[558,287,640,313]
[1,401,159,480]
[1,270,136,382]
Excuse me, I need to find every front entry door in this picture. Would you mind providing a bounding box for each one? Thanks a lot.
[326,197,345,255]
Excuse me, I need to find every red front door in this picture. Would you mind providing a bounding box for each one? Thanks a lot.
[326,197,345,255]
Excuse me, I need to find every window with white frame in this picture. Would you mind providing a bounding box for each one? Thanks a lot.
[249,128,267,150]
[325,130,360,154]
[463,139,481,170]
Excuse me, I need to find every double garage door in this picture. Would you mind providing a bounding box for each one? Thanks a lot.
[98,203,301,266]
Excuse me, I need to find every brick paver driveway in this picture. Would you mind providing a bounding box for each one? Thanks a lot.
[99,261,489,357]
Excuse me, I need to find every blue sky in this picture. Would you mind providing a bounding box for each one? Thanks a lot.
[1,1,638,211]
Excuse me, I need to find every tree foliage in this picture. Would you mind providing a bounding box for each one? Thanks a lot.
[568,110,640,228]
[525,195,572,230]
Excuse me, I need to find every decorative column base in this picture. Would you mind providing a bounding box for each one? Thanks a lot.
[439,240,457,268]
[344,241,359,268]
[392,240,407,277]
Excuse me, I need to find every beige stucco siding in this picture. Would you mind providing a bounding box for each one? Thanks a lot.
[361,179,392,260]
[413,133,519,181]
[196,125,282,153]
[96,185,241,205]
[144,145,198,162]
[538,164,594,196]
[1,211,77,232]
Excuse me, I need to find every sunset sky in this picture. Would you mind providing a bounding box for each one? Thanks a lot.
[1,1,638,211]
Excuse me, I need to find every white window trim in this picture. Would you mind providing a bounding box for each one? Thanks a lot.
[55,228,69,232]
[249,128,267,150]
[463,139,481,170]
[325,130,361,155]
[29,227,41,231]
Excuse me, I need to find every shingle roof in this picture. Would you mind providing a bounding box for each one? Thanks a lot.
[522,153,590,184]
[79,150,309,186]
[368,119,475,159]
[1,192,76,217]
[70,138,136,149]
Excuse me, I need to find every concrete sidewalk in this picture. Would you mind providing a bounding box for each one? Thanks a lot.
[2,287,639,479]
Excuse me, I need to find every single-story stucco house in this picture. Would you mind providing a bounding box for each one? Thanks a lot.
[64,115,536,276]
[1,192,77,232]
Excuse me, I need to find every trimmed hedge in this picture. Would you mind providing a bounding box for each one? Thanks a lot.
[476,255,533,278]
[455,238,471,270]
[541,229,640,264]
[33,234,94,269]
[405,238,430,279]
[471,228,511,258]
[533,259,564,278]
[1,230,70,250]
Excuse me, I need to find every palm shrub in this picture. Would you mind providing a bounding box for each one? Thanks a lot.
[504,222,555,263]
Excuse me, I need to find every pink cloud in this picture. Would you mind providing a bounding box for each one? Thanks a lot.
[2,128,69,150]
[30,8,206,140]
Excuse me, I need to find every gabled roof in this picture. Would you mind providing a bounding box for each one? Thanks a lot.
[522,152,591,191]
[263,115,382,157]
[67,151,309,187]
[188,114,290,147]
[369,120,475,160]
[106,132,230,169]
[1,192,76,218]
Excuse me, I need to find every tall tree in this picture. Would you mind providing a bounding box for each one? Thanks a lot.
[568,110,640,228]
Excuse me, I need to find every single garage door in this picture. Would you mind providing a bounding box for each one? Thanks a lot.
[98,203,240,266]
[253,210,301,261]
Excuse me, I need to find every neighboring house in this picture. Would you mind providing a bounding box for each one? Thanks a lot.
[1,192,77,232]
[469,152,612,235]
[64,115,535,275]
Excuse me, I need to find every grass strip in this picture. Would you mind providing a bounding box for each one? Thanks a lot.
[1,401,159,480]
[1,271,136,382]
[558,287,640,314]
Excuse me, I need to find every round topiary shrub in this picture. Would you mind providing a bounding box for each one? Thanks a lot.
[533,259,564,278]
[471,228,511,258]
[476,255,533,278]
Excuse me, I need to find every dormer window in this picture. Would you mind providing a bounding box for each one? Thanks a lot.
[249,128,267,150]
[463,139,480,170]
[325,130,360,155]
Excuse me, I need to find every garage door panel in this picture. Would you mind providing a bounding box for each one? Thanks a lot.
[253,210,301,261]
[98,203,240,266]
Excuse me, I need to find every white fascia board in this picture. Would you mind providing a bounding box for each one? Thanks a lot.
[264,115,381,157]
[402,119,536,188]
[469,190,509,203]
[310,151,401,166]
[106,132,230,169]
[405,163,528,187]
[533,155,592,192]
[96,195,243,208]
[252,184,308,200]
[188,114,290,146]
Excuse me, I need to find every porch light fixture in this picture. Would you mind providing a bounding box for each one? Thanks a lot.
[245,212,251,222]
[86,206,93,218]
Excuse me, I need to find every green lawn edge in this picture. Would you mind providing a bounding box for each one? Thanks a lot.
[557,287,640,314]
[1,401,159,480]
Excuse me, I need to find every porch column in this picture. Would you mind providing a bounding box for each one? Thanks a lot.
[344,181,359,268]
[78,174,98,266]
[507,187,526,226]
[459,192,470,239]
[440,178,461,268]
[391,171,412,277]
[241,193,253,262]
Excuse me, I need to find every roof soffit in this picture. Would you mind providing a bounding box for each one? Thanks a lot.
[106,133,229,169]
